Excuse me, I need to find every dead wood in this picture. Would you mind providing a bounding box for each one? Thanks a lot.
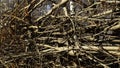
[0,0,120,68]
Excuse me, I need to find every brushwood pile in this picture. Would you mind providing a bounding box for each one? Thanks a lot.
[0,0,120,68]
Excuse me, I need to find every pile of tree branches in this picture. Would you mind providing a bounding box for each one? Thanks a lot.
[0,0,120,68]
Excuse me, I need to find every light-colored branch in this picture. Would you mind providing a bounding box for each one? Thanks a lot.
[63,7,68,16]
[3,14,25,22]
[100,0,120,4]
[28,0,46,13]
[110,22,120,30]
[92,8,119,17]
[37,44,120,56]
[92,10,113,17]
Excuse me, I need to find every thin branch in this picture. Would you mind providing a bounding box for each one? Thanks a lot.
[34,0,68,22]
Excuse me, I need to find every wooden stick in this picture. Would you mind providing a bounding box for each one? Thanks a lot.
[34,0,68,22]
